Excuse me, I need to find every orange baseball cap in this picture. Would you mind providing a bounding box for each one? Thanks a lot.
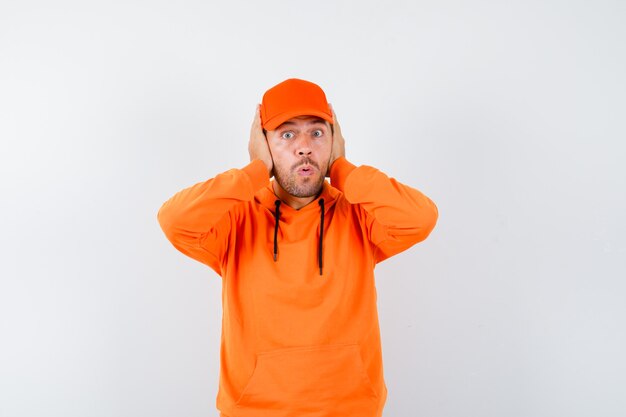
[260,78,334,131]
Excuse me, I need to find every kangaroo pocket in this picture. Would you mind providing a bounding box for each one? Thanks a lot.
[234,343,379,416]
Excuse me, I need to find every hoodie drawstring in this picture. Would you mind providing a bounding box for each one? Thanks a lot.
[273,200,281,261]
[318,198,325,275]
[272,198,325,276]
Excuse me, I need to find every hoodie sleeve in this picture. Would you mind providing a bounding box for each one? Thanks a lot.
[157,159,270,275]
[329,156,438,263]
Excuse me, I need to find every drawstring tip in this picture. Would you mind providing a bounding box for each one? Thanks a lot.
[273,200,281,263]
[319,267,323,276]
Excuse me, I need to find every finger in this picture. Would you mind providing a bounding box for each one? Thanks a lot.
[253,104,263,131]
[252,104,259,128]
[332,116,340,134]
[258,105,266,131]
[330,104,339,126]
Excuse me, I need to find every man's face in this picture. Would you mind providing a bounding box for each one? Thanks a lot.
[266,115,333,198]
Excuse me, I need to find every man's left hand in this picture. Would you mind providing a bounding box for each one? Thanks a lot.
[327,103,346,177]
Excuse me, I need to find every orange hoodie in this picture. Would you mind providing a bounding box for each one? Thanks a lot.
[157,156,438,417]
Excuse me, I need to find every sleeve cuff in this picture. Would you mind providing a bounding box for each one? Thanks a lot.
[329,156,357,191]
[242,159,270,192]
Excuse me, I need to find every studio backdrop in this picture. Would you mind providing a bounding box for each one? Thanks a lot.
[1,1,625,416]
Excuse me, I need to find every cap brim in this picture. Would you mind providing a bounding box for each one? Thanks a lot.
[263,108,333,131]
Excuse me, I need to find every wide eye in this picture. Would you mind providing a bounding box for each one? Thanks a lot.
[312,129,323,137]
[281,131,294,139]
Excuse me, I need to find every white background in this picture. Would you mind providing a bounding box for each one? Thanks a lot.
[1,1,625,416]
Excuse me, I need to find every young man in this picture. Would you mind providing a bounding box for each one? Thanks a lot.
[157,78,438,417]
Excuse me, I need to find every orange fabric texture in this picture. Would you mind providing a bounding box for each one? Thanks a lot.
[157,157,438,417]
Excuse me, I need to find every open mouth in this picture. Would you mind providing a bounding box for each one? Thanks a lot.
[297,165,315,176]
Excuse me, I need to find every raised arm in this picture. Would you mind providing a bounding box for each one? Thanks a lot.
[327,107,438,263]
[157,160,269,274]
[157,105,273,274]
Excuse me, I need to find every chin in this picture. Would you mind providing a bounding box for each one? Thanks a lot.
[281,175,324,198]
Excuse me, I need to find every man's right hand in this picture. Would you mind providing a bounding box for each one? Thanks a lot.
[248,104,274,177]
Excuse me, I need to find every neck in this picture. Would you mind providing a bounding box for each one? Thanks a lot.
[272,181,320,210]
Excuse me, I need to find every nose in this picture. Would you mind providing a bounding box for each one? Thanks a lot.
[296,136,312,156]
